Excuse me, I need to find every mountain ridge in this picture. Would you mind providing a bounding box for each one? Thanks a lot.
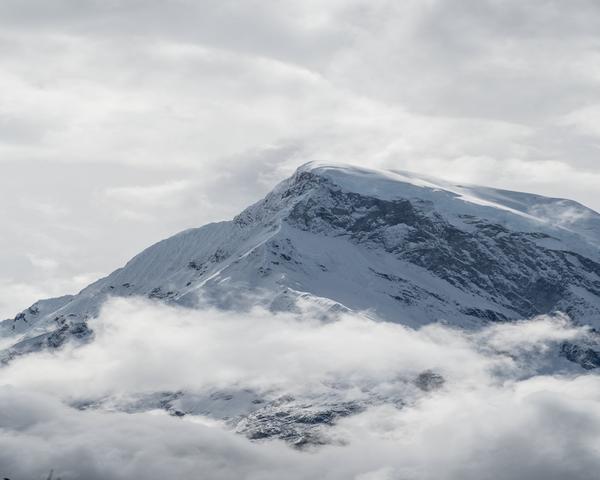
[2,162,600,360]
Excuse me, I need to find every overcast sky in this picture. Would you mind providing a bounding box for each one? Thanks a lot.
[2,0,600,317]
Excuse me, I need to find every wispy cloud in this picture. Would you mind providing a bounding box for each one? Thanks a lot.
[104,180,194,207]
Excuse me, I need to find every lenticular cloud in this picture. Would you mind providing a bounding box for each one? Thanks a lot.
[1,297,599,480]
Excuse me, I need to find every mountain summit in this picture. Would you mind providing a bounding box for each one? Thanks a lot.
[3,162,600,358]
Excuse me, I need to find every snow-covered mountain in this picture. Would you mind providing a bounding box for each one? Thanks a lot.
[3,162,600,447]
[3,162,600,359]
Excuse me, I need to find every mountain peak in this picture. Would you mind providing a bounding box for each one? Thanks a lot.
[291,162,600,246]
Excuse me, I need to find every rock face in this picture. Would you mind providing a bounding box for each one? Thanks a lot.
[3,162,600,354]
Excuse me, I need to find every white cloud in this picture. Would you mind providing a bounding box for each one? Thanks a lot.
[104,180,194,206]
[26,253,59,270]
[0,297,598,479]
[560,104,600,138]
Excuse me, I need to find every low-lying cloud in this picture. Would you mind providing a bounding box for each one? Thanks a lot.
[0,297,599,479]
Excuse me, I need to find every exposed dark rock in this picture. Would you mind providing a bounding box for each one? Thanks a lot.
[187,260,205,271]
[148,287,177,300]
[1,321,93,364]
[460,308,509,323]
[234,399,364,448]
[560,342,600,370]
[415,371,445,392]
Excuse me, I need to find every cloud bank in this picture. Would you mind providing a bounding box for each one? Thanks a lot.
[1,297,599,479]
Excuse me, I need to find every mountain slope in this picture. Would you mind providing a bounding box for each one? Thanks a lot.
[3,162,600,357]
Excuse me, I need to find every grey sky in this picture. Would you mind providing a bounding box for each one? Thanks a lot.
[1,0,600,317]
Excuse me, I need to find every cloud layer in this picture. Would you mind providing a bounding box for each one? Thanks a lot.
[0,297,599,479]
